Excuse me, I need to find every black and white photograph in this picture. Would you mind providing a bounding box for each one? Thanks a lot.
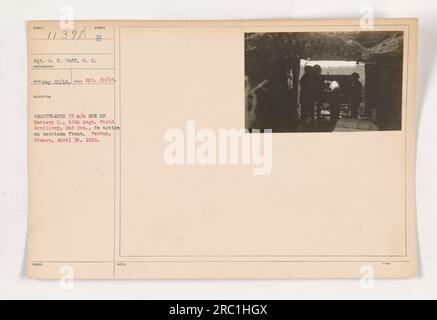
[245,31,404,132]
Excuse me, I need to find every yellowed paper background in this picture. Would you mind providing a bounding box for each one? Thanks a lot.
[27,19,417,279]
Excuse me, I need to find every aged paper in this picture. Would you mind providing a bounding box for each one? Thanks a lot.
[27,19,418,279]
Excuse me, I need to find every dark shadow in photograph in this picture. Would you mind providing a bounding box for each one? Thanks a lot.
[245,31,404,132]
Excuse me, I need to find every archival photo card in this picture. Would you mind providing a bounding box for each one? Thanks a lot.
[27,19,417,279]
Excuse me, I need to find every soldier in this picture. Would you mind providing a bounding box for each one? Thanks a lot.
[312,64,324,121]
[350,72,363,119]
[329,80,342,129]
[299,65,314,120]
